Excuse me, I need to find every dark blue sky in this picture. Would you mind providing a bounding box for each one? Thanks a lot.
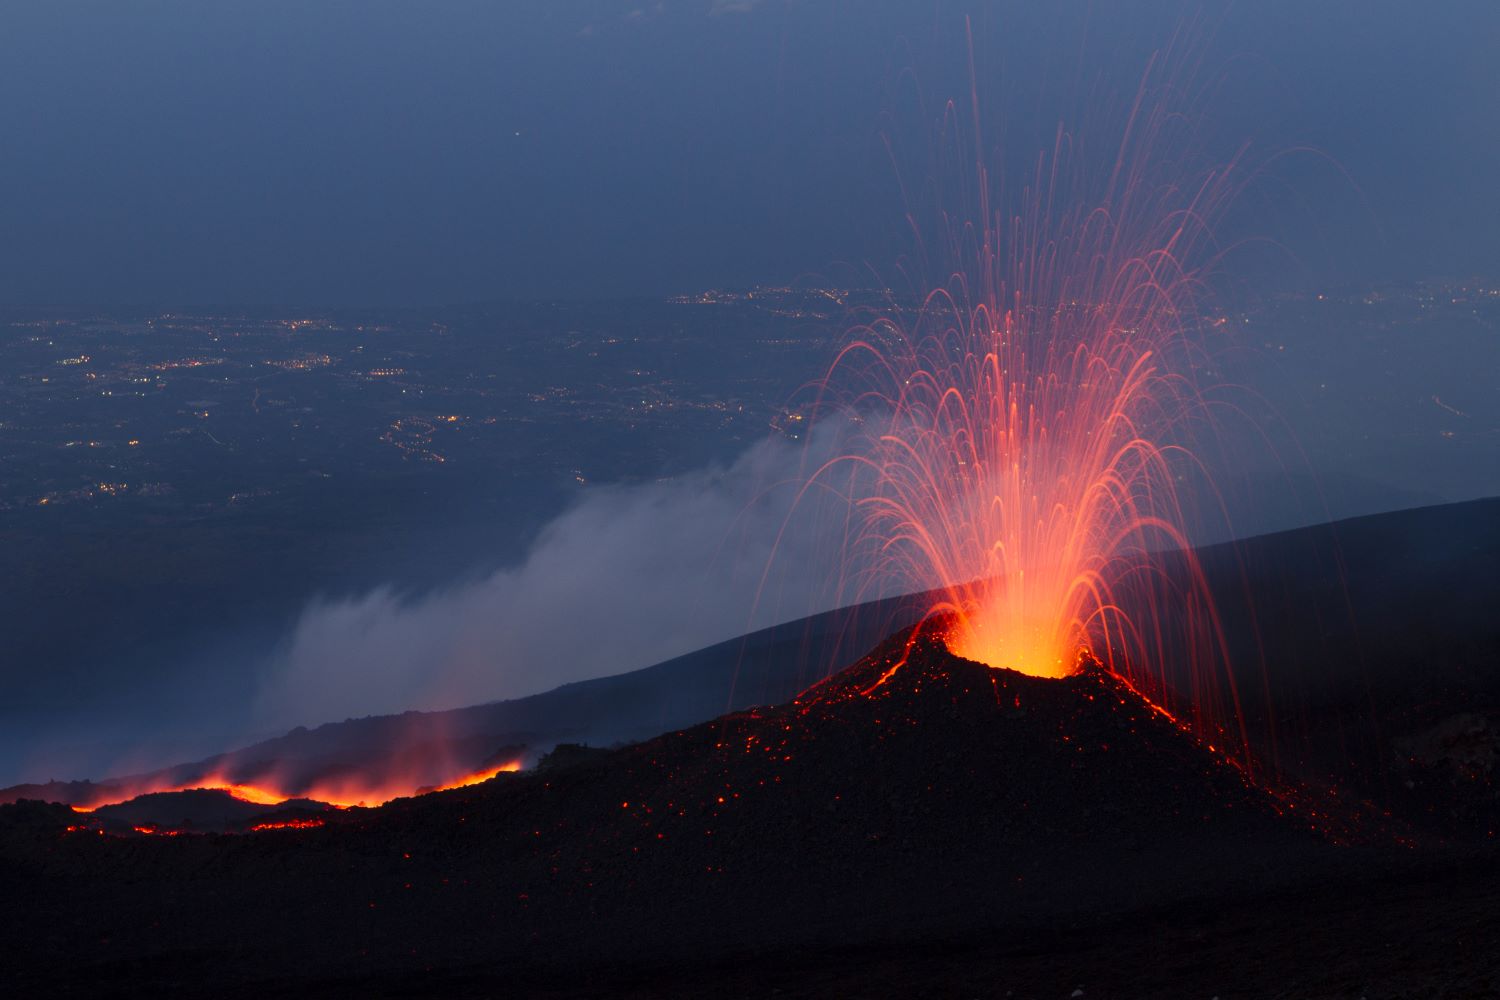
[1,1,1496,306]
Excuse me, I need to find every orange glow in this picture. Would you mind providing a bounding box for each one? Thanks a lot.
[248,818,326,832]
[820,252,1234,688]
[69,774,332,812]
[797,42,1254,766]
[59,759,527,817]
[208,782,289,806]
[431,760,523,793]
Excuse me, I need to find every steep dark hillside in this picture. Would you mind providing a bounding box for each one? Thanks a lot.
[1,625,1358,997]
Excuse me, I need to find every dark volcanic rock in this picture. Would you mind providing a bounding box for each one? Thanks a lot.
[1395,710,1500,831]
[90,788,336,833]
[0,626,1351,995]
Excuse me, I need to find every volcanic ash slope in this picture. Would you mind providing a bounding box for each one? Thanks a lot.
[1,628,1341,984]
[321,627,1336,965]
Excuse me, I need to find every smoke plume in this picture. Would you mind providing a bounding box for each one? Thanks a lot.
[253,429,856,729]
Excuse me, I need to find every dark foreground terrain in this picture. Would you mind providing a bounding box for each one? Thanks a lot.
[358,856,1500,999]
[6,623,1496,997]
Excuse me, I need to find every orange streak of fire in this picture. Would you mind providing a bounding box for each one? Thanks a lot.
[432,760,523,793]
[64,760,526,817]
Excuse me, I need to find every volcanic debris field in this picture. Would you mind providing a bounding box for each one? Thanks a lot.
[3,628,1498,997]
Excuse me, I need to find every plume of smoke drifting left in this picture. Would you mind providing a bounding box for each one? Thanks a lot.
[252,422,871,731]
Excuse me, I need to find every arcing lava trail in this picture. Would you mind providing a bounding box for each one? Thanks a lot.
[799,32,1255,768]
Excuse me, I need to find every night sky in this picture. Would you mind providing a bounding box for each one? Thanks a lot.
[1,0,1496,307]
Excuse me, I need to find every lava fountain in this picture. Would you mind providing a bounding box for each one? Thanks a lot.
[798,33,1253,760]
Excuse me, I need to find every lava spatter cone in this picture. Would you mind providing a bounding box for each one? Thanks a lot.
[0,623,1335,975]
[357,621,1323,957]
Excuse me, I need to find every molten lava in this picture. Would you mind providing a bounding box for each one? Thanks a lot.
[248,818,326,832]
[800,37,1251,757]
[68,776,321,813]
[62,758,527,825]
[431,760,522,793]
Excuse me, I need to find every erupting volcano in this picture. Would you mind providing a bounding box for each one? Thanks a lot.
[796,41,1250,766]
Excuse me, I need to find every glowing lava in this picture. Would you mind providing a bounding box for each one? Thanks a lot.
[832,297,1217,684]
[64,759,526,820]
[430,760,522,793]
[248,818,326,832]
[68,776,317,813]
[802,36,1250,756]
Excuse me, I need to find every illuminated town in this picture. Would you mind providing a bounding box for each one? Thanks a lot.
[2,281,1492,519]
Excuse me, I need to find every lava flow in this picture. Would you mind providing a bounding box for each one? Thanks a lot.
[799,37,1252,761]
[68,777,290,813]
[427,760,524,794]
[56,758,525,833]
